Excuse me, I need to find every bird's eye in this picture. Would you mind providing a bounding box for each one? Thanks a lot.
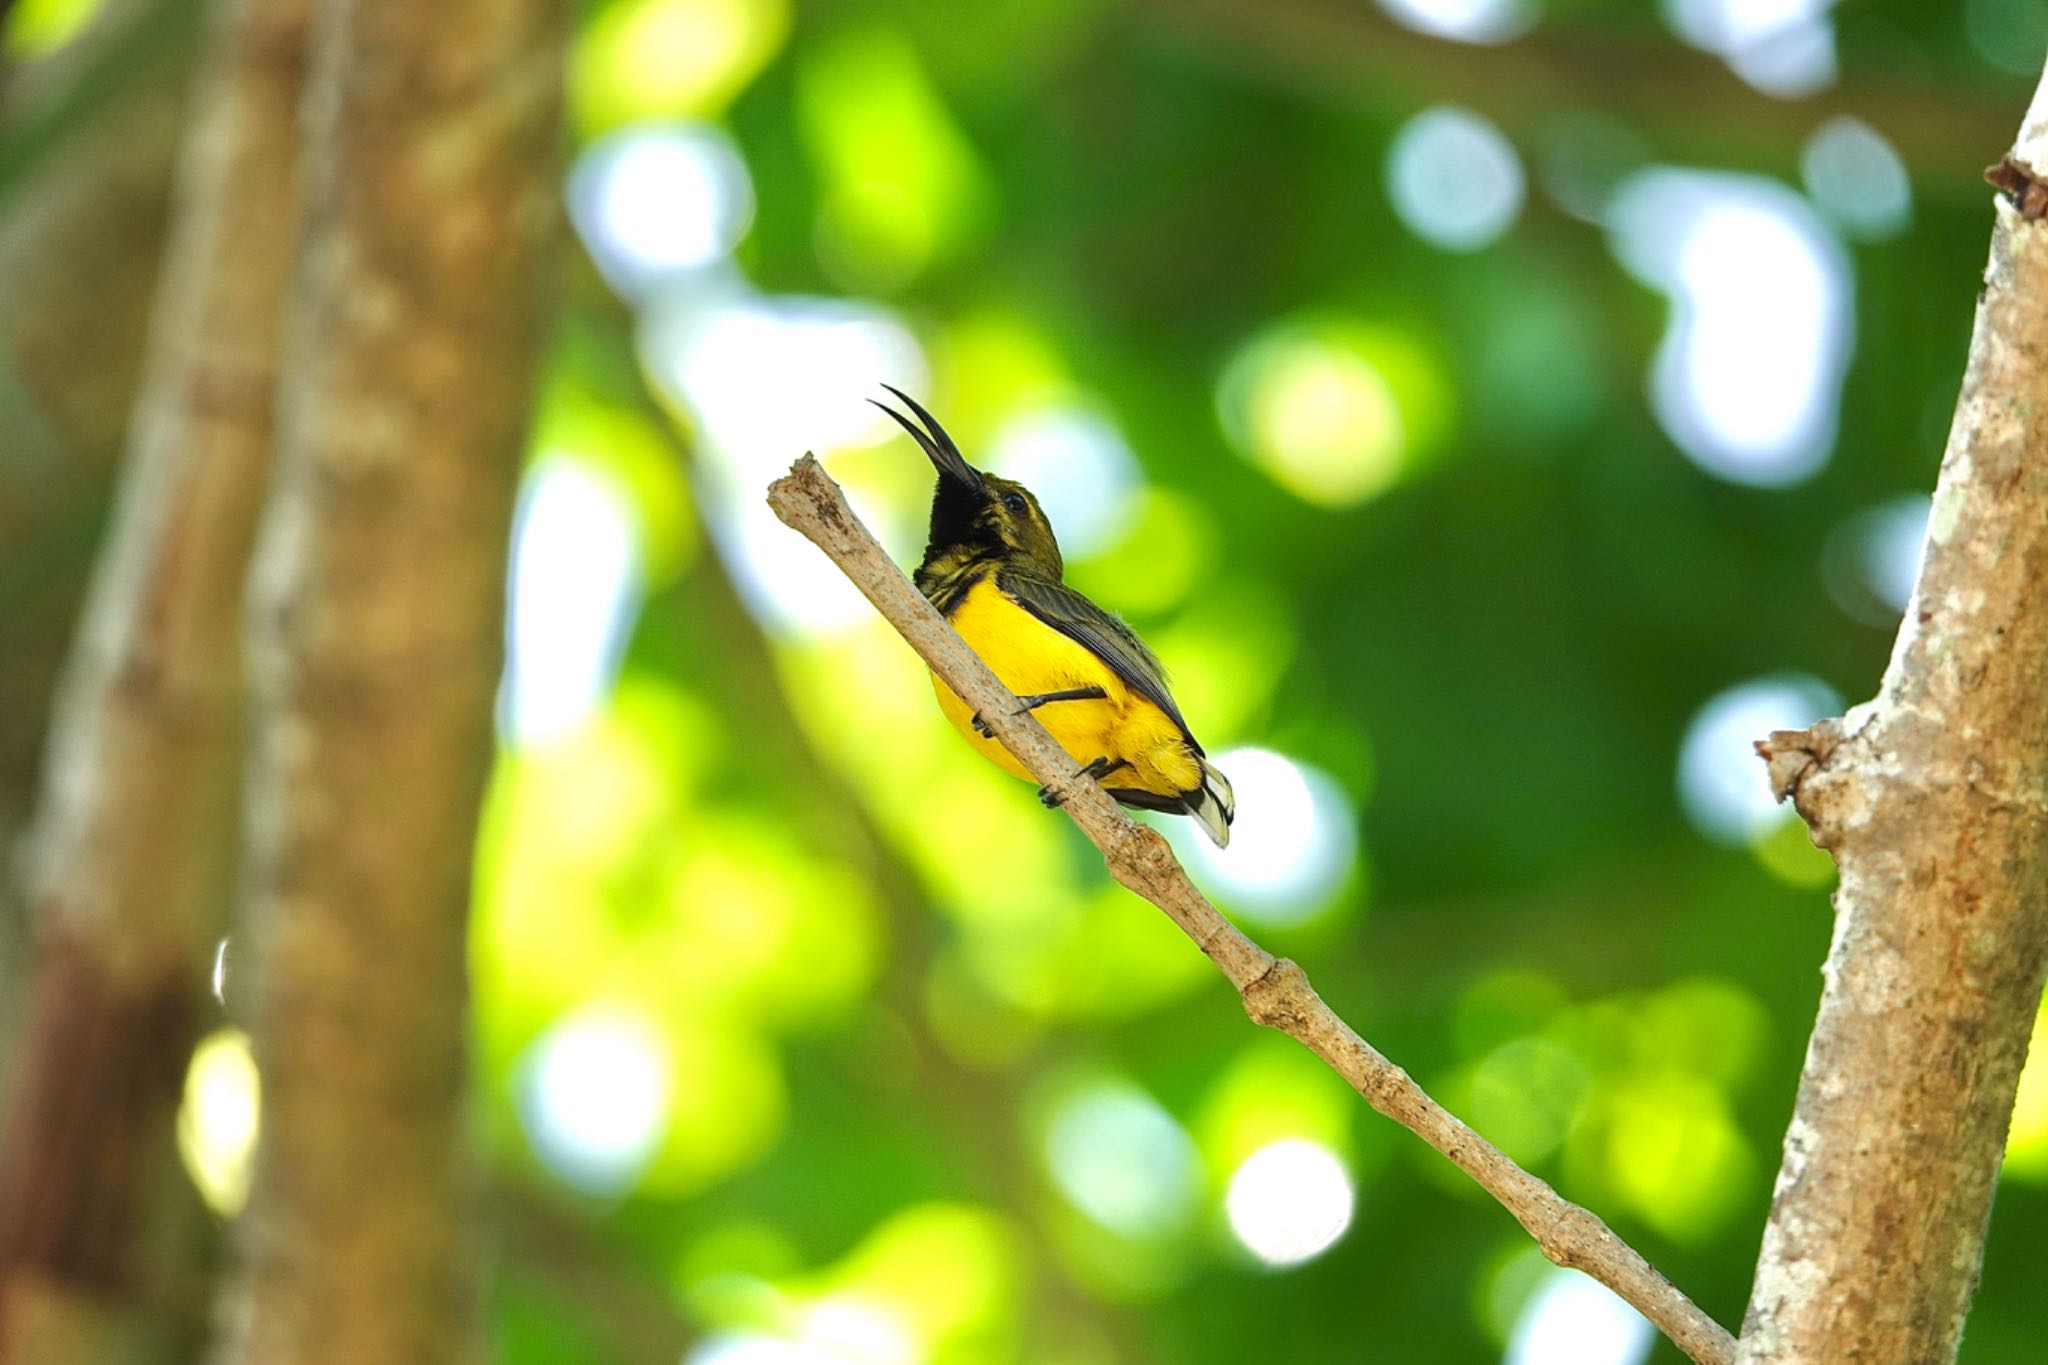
[1002,492,1028,515]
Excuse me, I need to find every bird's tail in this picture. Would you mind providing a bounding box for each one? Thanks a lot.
[1186,756,1236,849]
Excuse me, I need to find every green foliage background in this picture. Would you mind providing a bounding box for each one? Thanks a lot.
[497,2,2048,1361]
[15,0,2048,1360]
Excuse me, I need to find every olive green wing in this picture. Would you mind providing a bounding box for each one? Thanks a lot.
[995,567,1200,753]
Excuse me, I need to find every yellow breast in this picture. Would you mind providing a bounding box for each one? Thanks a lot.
[933,577,1200,799]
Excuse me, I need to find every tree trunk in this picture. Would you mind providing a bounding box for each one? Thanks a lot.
[1738,62,2048,1363]
[208,0,563,1358]
[0,0,310,1359]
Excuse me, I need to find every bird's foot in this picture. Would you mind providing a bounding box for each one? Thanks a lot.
[1038,756,1126,807]
[976,686,1109,739]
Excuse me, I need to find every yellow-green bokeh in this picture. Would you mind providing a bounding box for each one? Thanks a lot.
[1217,316,1454,508]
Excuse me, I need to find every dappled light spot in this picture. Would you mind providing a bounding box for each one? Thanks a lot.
[1040,1199,1197,1301]
[688,1335,854,1365]
[517,1007,670,1196]
[645,1023,789,1195]
[666,822,883,1030]
[1472,281,1604,441]
[1386,106,1525,252]
[949,894,1104,1017]
[568,123,754,299]
[1477,1244,1556,1346]
[1140,587,1298,741]
[709,486,887,635]
[571,0,789,133]
[2002,1004,2048,1180]
[532,387,701,583]
[985,406,1139,559]
[1376,0,1534,44]
[820,1204,1020,1352]
[931,310,1070,430]
[474,682,708,978]
[1218,317,1450,507]
[1677,674,1839,845]
[480,743,843,1191]
[794,1300,917,1365]
[1536,111,1653,224]
[1066,486,1212,616]
[641,291,925,633]
[1224,1138,1354,1266]
[1223,331,1398,504]
[1609,170,1851,486]
[502,458,642,746]
[1506,1268,1654,1365]
[177,1028,259,1217]
[1170,747,1357,928]
[1452,969,1569,1059]
[1058,884,1215,1019]
[1526,980,1766,1242]
[954,881,1210,1024]
[1196,1041,1358,1186]
[643,293,925,482]
[1596,1072,1752,1241]
[678,1222,804,1322]
[684,1206,1018,1361]
[796,30,992,290]
[1802,117,1911,241]
[1043,1079,1204,1239]
[1,0,100,57]
[1822,494,1928,627]
[1750,809,1837,888]
[1455,1035,1591,1166]
[1633,978,1773,1090]
[1661,0,1836,96]
[1966,0,2048,75]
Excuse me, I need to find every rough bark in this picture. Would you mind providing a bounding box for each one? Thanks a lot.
[768,457,1738,1365]
[208,0,564,1359]
[0,0,310,1359]
[1736,64,2048,1365]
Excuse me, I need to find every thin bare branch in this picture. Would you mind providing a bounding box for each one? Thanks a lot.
[0,0,194,902]
[0,0,311,1356]
[767,455,1737,1365]
[1735,61,2048,1365]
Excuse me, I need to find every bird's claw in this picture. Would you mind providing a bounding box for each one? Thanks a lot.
[972,710,994,738]
[1040,757,1114,808]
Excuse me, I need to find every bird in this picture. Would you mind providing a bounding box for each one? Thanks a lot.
[871,385,1235,848]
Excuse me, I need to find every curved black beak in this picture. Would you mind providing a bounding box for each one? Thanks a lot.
[871,385,984,493]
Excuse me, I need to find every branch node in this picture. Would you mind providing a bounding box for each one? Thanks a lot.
[1986,155,2048,220]
[1756,718,1848,837]
[1242,956,1310,1029]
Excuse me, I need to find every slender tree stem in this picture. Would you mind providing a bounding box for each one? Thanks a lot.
[0,0,309,1355]
[1735,61,2048,1365]
[768,456,1737,1365]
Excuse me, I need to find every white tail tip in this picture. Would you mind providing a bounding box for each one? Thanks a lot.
[1189,758,1235,849]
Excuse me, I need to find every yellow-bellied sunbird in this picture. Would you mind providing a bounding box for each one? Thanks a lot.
[872,386,1236,847]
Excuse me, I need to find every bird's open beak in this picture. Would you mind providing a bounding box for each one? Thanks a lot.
[871,385,984,493]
